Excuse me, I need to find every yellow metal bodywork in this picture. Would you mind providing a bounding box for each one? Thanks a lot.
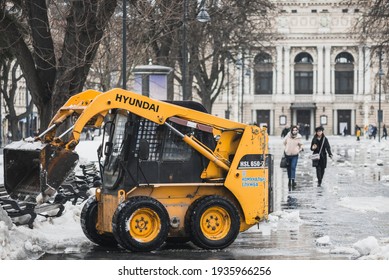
[96,181,267,237]
[44,88,270,237]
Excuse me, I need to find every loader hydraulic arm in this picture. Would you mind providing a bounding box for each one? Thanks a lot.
[62,88,247,153]
[164,122,230,171]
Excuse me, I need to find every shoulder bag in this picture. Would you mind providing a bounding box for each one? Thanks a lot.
[311,137,325,166]
[280,152,289,168]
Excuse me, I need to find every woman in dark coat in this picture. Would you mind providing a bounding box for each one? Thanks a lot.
[311,126,333,186]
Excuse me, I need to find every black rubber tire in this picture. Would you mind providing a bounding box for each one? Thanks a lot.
[186,195,240,250]
[80,196,117,247]
[112,196,169,252]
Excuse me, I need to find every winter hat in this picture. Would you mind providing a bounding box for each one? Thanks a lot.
[315,126,324,132]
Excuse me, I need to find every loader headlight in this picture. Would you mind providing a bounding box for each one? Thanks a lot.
[214,135,221,142]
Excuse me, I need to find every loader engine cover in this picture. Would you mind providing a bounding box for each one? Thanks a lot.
[3,140,79,200]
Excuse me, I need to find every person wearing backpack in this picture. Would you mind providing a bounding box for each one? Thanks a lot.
[311,126,333,187]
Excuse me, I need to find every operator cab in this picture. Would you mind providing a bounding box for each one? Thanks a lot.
[100,101,216,190]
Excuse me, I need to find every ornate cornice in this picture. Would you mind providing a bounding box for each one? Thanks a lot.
[273,0,357,7]
[276,35,361,41]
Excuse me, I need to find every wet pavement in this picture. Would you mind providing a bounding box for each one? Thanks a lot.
[40,135,389,260]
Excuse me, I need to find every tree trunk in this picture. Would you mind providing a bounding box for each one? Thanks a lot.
[202,93,212,113]
[37,100,53,130]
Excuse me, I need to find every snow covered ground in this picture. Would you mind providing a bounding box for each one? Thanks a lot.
[0,138,100,260]
[1,135,389,261]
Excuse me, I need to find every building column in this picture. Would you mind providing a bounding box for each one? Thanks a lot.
[331,62,335,94]
[351,109,355,134]
[313,63,318,95]
[317,45,324,95]
[354,67,358,95]
[284,46,290,94]
[276,46,283,95]
[358,45,364,94]
[324,45,331,94]
[290,63,295,95]
[364,46,371,94]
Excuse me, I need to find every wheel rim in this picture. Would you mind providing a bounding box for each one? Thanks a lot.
[127,208,161,243]
[200,206,231,240]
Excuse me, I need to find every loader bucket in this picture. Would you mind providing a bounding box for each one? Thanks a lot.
[3,140,79,201]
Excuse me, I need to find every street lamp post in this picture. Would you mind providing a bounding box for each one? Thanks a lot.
[0,88,2,147]
[122,0,127,90]
[378,48,384,142]
[25,87,30,137]
[226,58,230,119]
[182,0,210,100]
[240,51,245,123]
[182,0,189,100]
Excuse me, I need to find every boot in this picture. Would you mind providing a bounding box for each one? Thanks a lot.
[288,179,292,187]
[292,179,296,188]
[317,179,322,187]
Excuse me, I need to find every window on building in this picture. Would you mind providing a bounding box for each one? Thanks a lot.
[335,52,354,94]
[254,52,273,95]
[294,52,313,95]
[311,9,317,13]
[291,10,297,13]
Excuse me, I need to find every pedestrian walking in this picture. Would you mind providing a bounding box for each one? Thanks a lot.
[281,126,290,138]
[355,125,361,141]
[283,125,304,190]
[382,124,387,140]
[372,125,377,139]
[364,125,369,139]
[304,123,310,140]
[310,126,333,187]
[86,129,91,140]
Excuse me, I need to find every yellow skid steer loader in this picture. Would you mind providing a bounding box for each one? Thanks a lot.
[3,88,273,252]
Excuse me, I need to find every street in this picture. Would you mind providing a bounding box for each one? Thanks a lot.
[39,135,389,260]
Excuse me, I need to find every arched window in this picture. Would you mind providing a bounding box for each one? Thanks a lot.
[335,52,354,94]
[254,52,273,95]
[294,52,313,94]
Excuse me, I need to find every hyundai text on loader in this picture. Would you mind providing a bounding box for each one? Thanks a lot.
[3,88,273,252]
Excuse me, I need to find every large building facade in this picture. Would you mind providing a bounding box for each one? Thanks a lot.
[213,0,388,136]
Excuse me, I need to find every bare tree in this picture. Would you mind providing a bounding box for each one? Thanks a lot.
[123,0,275,112]
[0,58,33,141]
[352,0,389,46]
[352,0,389,97]
[0,0,118,129]
[1,0,274,128]
[190,0,275,112]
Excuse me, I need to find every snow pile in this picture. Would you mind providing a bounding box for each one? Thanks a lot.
[316,235,331,247]
[270,210,302,224]
[353,236,389,260]
[0,202,92,260]
[353,236,379,256]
